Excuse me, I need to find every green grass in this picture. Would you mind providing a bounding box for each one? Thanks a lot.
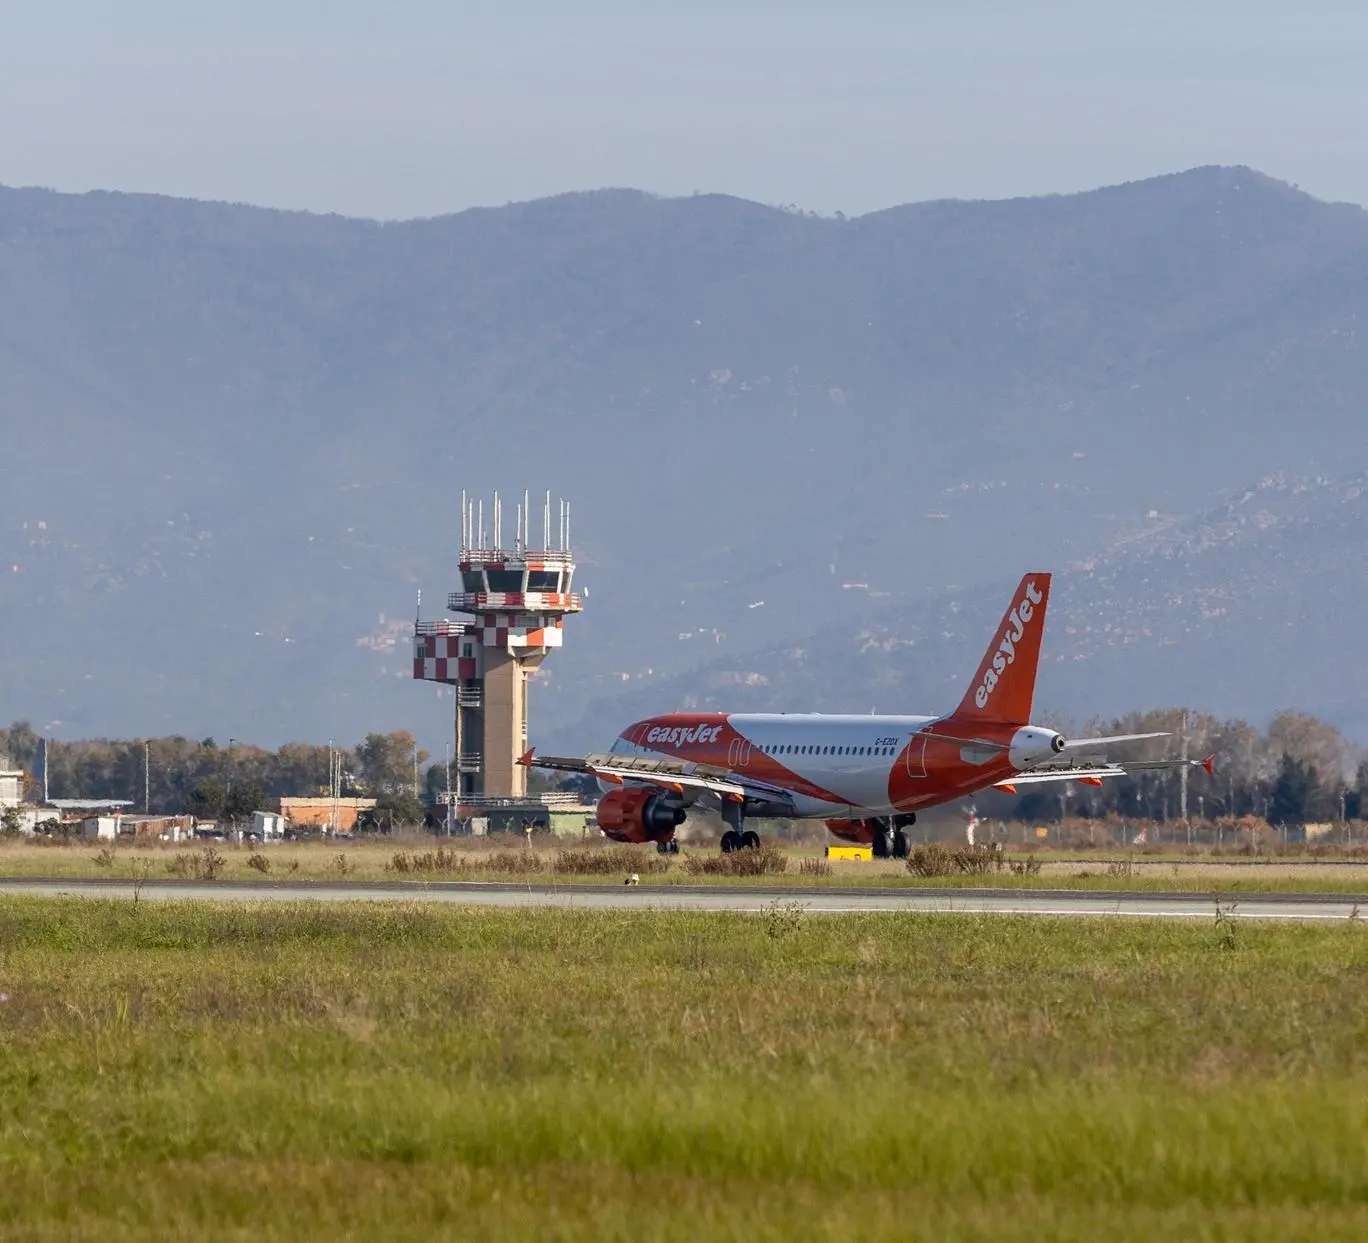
[3,901,1368,1239]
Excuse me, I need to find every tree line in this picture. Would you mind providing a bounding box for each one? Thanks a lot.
[3,707,1365,827]
[0,722,434,824]
[997,709,1368,825]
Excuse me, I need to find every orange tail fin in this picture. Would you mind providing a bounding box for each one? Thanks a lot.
[952,573,1051,726]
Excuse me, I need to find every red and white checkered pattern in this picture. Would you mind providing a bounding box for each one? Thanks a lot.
[413,632,482,684]
[414,614,565,682]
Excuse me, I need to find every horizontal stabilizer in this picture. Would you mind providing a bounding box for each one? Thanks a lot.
[1059,732,1169,751]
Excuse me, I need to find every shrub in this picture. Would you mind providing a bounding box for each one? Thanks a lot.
[554,846,670,876]
[906,844,957,877]
[387,849,469,875]
[247,853,271,875]
[798,857,832,878]
[481,851,544,875]
[90,847,117,868]
[683,847,788,877]
[907,844,1007,878]
[164,847,226,881]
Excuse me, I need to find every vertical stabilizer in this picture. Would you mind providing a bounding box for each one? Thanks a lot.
[951,573,1051,725]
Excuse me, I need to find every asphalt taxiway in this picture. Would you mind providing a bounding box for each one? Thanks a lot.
[1,877,1364,920]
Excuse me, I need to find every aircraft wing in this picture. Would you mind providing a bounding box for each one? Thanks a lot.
[995,753,1215,792]
[520,749,795,806]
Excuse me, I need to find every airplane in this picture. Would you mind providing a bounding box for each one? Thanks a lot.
[521,572,1214,856]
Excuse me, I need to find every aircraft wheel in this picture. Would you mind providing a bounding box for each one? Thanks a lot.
[742,830,761,851]
[720,830,741,853]
[656,840,671,855]
[668,839,680,854]
[892,828,909,859]
[871,825,893,858]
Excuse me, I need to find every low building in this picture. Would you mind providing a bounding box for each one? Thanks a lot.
[279,796,377,833]
[449,793,595,837]
[0,766,24,808]
[121,814,194,842]
[252,811,285,839]
[82,815,120,840]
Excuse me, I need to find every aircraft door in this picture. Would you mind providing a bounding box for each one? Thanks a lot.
[904,734,928,779]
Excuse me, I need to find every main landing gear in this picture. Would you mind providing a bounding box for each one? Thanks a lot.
[719,799,762,852]
[655,839,681,855]
[871,814,916,860]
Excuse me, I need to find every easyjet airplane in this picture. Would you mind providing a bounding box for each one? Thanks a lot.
[523,573,1213,856]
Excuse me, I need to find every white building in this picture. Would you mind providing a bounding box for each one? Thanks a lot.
[82,815,121,840]
[0,766,24,808]
[252,811,285,840]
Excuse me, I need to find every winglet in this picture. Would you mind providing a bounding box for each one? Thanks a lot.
[517,748,536,767]
[1202,753,1216,777]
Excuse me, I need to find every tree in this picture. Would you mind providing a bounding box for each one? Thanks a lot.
[422,761,450,807]
[358,792,426,833]
[355,731,428,797]
[1269,753,1319,826]
[189,777,228,818]
[1345,759,1368,820]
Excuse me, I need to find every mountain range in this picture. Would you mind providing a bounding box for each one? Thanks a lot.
[1,165,1365,751]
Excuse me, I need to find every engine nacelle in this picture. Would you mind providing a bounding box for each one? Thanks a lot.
[596,787,686,843]
[825,818,875,845]
[1009,726,1067,770]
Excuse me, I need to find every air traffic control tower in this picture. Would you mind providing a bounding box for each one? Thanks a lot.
[414,491,582,806]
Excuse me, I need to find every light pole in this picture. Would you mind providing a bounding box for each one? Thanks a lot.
[227,738,236,832]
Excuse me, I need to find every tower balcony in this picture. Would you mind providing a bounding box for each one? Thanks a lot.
[447,591,583,615]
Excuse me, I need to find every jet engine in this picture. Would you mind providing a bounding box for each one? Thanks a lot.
[1008,726,1066,769]
[596,787,686,843]
[824,818,874,844]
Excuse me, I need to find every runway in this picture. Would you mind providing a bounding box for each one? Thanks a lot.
[1,877,1365,920]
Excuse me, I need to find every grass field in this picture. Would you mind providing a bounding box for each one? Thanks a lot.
[8,836,1368,894]
[2,899,1368,1240]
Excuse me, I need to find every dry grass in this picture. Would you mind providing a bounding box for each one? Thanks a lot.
[10,835,1368,895]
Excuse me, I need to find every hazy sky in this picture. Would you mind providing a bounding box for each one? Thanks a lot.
[3,1,1366,219]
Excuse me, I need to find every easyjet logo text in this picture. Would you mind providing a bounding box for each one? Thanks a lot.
[646,724,723,746]
[974,580,1044,710]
